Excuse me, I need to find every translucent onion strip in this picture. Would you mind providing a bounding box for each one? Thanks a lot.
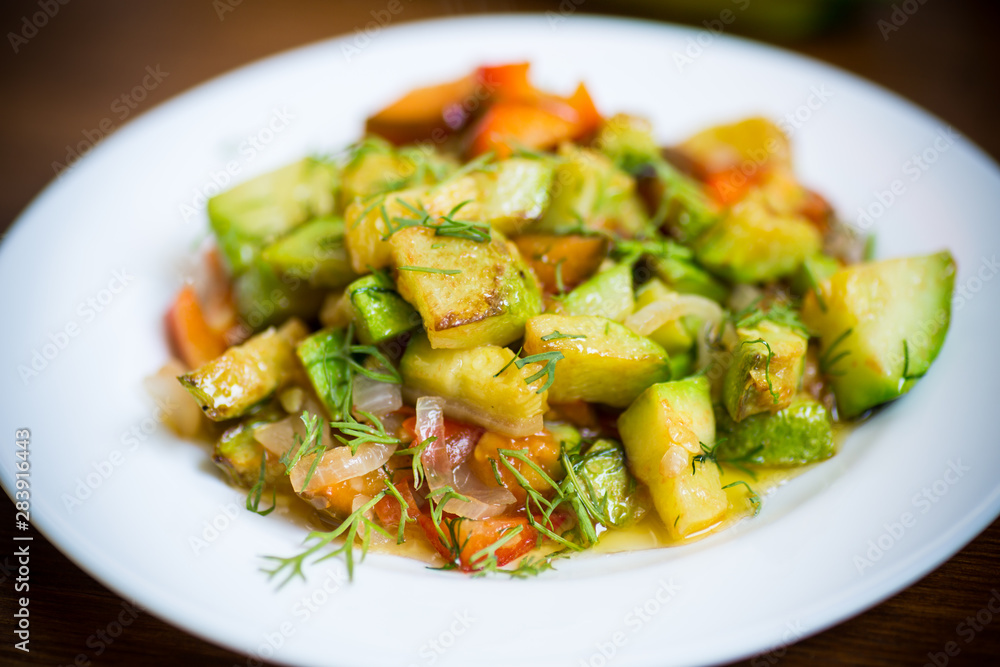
[290,442,396,494]
[415,396,515,519]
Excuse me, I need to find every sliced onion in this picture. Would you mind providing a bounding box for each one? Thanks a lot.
[291,442,396,494]
[144,361,203,438]
[415,396,515,519]
[404,387,542,438]
[255,412,332,458]
[625,292,724,338]
[254,418,298,458]
[352,374,402,419]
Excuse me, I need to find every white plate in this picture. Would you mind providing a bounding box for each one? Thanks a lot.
[2,14,999,667]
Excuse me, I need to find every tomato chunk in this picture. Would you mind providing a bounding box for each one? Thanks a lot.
[418,514,537,571]
[365,73,477,145]
[466,102,578,158]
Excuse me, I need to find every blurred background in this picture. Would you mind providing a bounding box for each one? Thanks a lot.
[1,0,998,665]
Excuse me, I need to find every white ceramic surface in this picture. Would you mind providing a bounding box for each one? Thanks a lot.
[2,14,999,667]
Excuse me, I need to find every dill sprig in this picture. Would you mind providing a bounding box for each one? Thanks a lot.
[494,351,564,394]
[329,411,402,455]
[395,436,433,491]
[741,337,780,404]
[733,299,810,338]
[494,449,582,552]
[397,265,462,275]
[262,487,392,585]
[722,480,762,516]
[819,327,854,376]
[280,411,325,487]
[382,198,491,244]
[691,440,724,477]
[246,454,277,516]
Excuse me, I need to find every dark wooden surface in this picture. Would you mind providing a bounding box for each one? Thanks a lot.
[2,1,999,665]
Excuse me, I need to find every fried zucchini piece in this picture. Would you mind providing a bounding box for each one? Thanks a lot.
[560,260,635,323]
[400,333,548,437]
[295,328,350,420]
[648,251,730,304]
[597,114,720,242]
[790,253,841,298]
[213,402,287,487]
[694,192,821,283]
[801,252,955,418]
[260,216,357,288]
[618,377,727,539]
[534,146,649,237]
[679,117,792,175]
[523,314,671,408]
[344,187,429,274]
[568,438,639,528]
[346,273,420,345]
[179,320,308,421]
[208,158,338,274]
[390,226,542,349]
[231,262,325,332]
[723,320,808,422]
[472,157,554,235]
[339,136,455,207]
[715,395,834,467]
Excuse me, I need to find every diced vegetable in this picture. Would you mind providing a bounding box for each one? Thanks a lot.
[400,333,548,437]
[470,430,563,502]
[179,320,307,420]
[231,262,325,331]
[523,314,671,407]
[631,280,694,354]
[534,146,649,238]
[364,74,477,145]
[260,216,357,288]
[213,402,287,487]
[560,260,634,323]
[567,439,639,528]
[467,103,576,158]
[679,117,792,178]
[346,273,420,345]
[208,158,338,274]
[340,137,456,207]
[723,320,808,422]
[596,114,660,172]
[166,286,227,369]
[295,328,350,419]
[390,227,542,349]
[694,192,822,283]
[418,514,537,572]
[471,157,554,235]
[618,377,727,539]
[515,234,608,296]
[801,252,955,418]
[715,395,834,466]
[790,253,841,298]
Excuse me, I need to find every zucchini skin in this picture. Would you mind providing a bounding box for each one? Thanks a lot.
[715,395,834,467]
[801,251,956,418]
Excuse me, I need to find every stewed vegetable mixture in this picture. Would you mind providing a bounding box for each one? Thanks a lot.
[160,63,955,579]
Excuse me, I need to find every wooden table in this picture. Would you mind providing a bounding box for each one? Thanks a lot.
[2,1,998,664]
